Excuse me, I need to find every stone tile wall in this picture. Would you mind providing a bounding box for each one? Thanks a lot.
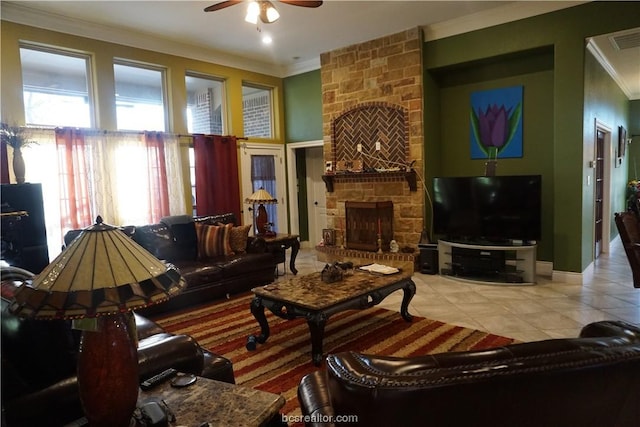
[321,27,425,250]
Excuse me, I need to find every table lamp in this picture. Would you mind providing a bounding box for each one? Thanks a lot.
[9,216,186,427]
[245,187,278,236]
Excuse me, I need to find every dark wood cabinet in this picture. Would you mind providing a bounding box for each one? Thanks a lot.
[1,183,50,273]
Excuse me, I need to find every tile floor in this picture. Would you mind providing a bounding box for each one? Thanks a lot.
[276,239,640,342]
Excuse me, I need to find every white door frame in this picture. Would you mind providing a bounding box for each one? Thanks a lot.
[286,140,323,243]
[240,142,287,234]
[594,118,613,255]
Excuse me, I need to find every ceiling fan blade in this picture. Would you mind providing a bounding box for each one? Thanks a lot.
[279,0,323,8]
[204,0,244,12]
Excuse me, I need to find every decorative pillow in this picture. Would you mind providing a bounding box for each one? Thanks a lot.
[229,225,252,254]
[195,222,234,258]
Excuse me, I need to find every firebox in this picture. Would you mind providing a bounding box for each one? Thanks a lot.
[345,201,393,252]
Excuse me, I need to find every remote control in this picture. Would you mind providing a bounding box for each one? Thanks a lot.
[140,368,178,391]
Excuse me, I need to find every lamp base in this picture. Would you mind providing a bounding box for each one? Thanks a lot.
[78,313,139,427]
[256,204,268,235]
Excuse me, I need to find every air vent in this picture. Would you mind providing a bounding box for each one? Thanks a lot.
[610,31,640,50]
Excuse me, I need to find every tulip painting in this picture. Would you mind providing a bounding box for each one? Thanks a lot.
[470,86,523,159]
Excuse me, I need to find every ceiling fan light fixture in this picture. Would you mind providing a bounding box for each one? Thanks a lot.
[245,1,259,24]
[263,3,280,23]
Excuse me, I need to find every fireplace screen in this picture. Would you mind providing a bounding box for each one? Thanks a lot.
[346,201,393,252]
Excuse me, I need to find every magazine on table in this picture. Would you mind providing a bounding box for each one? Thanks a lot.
[359,263,400,275]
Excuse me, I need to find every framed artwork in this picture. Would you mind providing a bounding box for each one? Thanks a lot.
[619,126,627,159]
[470,85,523,159]
[322,229,336,246]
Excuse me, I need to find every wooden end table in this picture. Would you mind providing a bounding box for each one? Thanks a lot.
[249,269,416,365]
[262,233,300,275]
[138,375,285,427]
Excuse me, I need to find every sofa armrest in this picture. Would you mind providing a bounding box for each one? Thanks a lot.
[247,236,267,253]
[579,320,640,340]
[2,377,84,426]
[137,333,204,380]
[298,370,336,427]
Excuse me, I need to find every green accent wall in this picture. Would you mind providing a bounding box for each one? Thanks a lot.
[423,1,640,273]
[283,70,322,241]
[583,49,630,256]
[283,70,323,142]
[430,51,555,262]
[629,100,640,181]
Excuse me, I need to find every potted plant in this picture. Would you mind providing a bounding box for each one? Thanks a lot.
[1,123,36,184]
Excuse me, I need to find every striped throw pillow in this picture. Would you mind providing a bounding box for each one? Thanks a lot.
[196,222,234,258]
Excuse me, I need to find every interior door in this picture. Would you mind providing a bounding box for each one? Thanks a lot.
[240,143,287,234]
[306,146,327,245]
[595,129,605,256]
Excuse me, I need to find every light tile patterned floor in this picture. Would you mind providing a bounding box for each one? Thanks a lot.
[275,239,640,342]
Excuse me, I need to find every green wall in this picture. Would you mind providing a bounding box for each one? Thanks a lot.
[583,49,630,254]
[423,1,640,273]
[282,69,323,241]
[283,70,323,142]
[628,100,640,181]
[431,56,555,262]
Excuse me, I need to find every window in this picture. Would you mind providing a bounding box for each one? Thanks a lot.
[20,45,93,127]
[242,84,273,138]
[114,62,166,131]
[250,154,278,233]
[186,73,226,134]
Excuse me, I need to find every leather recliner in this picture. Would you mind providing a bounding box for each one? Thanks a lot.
[1,266,235,426]
[298,320,640,427]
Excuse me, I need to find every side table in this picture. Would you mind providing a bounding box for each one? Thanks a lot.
[263,234,300,275]
[138,375,286,426]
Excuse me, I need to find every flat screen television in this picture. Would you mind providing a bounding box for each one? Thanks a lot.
[432,175,542,244]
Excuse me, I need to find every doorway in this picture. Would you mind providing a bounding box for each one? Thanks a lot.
[240,143,287,235]
[594,119,613,258]
[306,146,327,246]
[286,140,324,248]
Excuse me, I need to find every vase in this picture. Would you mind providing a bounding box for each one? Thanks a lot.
[12,147,25,184]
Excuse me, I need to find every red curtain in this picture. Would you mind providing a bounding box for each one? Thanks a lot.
[143,132,170,222]
[193,135,241,220]
[55,128,93,231]
[1,142,9,184]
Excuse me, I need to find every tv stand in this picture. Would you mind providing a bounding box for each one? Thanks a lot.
[438,240,537,285]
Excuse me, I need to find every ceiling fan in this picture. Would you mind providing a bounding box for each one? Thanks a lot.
[205,1,323,24]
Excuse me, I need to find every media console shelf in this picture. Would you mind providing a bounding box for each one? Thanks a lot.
[438,240,537,285]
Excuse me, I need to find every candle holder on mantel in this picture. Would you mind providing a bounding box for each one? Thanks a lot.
[377,234,383,254]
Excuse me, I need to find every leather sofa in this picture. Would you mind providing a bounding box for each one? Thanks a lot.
[1,266,235,426]
[298,320,640,427]
[65,213,276,316]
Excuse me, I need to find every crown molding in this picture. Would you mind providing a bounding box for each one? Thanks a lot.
[422,1,586,41]
[1,1,287,77]
[586,38,634,100]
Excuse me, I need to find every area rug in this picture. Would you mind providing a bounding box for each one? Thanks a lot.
[152,293,516,423]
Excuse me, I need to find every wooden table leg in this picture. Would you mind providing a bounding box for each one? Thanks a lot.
[400,280,416,322]
[307,312,327,366]
[250,296,270,344]
[289,238,300,275]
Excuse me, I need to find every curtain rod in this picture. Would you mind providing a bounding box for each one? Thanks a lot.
[178,134,248,140]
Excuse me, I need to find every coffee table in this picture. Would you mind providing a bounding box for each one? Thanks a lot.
[249,269,416,365]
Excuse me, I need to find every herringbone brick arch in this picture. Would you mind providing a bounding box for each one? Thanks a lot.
[332,103,409,169]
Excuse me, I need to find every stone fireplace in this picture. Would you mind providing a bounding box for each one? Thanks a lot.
[318,27,425,270]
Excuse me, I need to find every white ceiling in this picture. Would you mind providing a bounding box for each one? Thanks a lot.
[2,1,639,99]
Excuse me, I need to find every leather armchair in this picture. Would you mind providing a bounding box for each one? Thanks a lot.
[1,266,234,426]
[615,211,640,288]
[298,321,640,427]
